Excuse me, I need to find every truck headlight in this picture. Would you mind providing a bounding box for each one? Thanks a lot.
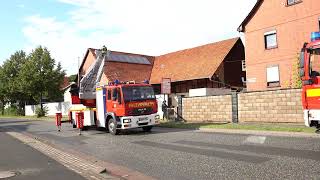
[123,119,131,123]
[155,115,160,120]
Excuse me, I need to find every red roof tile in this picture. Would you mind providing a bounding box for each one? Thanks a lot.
[61,76,70,90]
[150,38,240,84]
[103,61,154,83]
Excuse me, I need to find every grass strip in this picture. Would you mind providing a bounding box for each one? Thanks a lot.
[159,121,315,133]
[0,115,69,121]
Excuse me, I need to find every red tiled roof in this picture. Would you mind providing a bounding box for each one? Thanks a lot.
[150,37,240,84]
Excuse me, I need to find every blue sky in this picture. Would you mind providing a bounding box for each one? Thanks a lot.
[0,0,256,75]
[0,0,71,62]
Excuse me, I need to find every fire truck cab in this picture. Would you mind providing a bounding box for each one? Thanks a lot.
[300,32,320,132]
[95,82,159,135]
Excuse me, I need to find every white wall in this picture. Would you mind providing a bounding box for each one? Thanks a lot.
[25,102,71,116]
[64,87,72,103]
[189,88,231,97]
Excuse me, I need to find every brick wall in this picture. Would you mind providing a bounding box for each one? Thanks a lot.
[182,95,232,122]
[238,89,303,123]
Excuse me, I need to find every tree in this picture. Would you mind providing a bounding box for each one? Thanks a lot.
[284,54,303,89]
[0,50,28,115]
[68,74,77,82]
[0,66,7,115]
[18,46,65,111]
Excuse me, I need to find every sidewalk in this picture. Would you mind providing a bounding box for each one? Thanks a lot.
[0,131,86,180]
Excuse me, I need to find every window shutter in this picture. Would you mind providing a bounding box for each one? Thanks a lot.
[267,66,280,82]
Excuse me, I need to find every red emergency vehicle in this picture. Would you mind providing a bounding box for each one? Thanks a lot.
[94,82,159,135]
[300,32,320,133]
[69,48,159,135]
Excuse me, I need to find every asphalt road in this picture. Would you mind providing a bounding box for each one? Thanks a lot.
[0,129,85,180]
[1,118,320,180]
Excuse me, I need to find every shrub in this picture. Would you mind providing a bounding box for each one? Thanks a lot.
[35,106,48,118]
[3,105,24,116]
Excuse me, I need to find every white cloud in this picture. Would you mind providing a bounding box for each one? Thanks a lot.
[22,0,257,74]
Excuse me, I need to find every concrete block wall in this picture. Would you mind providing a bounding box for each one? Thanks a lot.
[182,95,232,122]
[238,89,303,123]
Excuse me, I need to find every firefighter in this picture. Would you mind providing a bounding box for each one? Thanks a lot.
[162,100,168,120]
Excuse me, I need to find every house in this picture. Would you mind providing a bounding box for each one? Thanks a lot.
[150,37,245,106]
[78,38,245,94]
[78,48,154,84]
[76,37,245,119]
[238,0,320,91]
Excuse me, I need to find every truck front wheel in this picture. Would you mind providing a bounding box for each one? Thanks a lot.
[142,126,153,132]
[108,118,119,135]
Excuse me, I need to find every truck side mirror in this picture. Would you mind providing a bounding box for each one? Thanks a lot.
[299,52,304,68]
[299,68,305,78]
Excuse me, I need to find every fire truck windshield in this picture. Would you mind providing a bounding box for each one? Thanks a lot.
[309,48,320,77]
[122,86,156,102]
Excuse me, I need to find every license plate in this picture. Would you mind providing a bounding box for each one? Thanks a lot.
[139,117,148,122]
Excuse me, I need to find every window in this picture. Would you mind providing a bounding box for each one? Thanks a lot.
[107,89,111,100]
[287,0,301,6]
[241,60,246,71]
[267,65,280,87]
[318,17,320,31]
[264,30,277,49]
[122,86,155,102]
[112,88,119,101]
[309,48,320,77]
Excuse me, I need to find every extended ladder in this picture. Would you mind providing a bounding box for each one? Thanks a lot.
[79,49,107,99]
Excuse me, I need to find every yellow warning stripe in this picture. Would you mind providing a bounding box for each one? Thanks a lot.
[69,107,96,111]
[306,89,320,97]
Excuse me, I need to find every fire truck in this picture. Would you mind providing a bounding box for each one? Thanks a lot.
[300,32,320,133]
[69,48,160,135]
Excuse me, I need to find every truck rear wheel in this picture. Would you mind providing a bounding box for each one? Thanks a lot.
[142,126,153,132]
[108,118,119,135]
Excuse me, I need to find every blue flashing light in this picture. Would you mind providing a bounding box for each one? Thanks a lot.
[114,79,120,85]
[143,80,149,84]
[311,32,320,42]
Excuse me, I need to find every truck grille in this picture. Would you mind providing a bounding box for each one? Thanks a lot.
[131,107,153,116]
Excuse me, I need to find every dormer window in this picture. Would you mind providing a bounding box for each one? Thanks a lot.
[287,0,301,6]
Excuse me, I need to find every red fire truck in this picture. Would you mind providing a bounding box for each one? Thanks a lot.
[300,32,320,133]
[69,48,160,135]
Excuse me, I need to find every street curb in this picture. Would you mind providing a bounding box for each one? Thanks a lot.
[4,130,117,180]
[197,128,320,138]
[0,126,155,180]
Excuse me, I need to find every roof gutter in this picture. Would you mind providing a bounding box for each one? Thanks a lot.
[237,0,263,32]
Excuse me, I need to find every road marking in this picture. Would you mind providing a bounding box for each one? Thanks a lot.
[0,171,17,179]
[244,136,266,144]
